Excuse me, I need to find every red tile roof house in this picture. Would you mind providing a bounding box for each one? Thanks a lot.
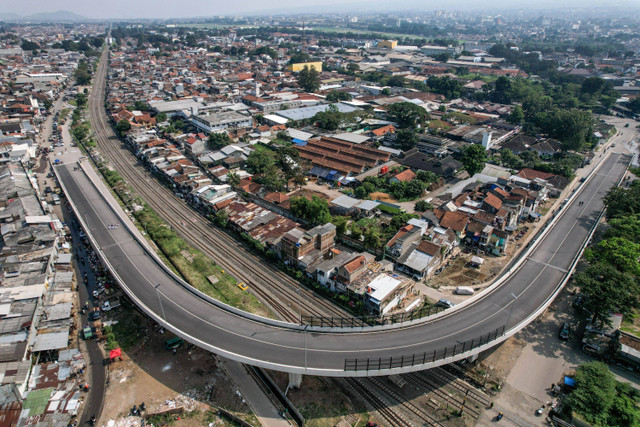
[335,255,369,285]
[389,169,417,184]
[438,211,470,240]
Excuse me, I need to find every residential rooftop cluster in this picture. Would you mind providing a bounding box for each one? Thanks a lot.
[97,20,633,317]
[0,161,88,424]
[0,26,108,424]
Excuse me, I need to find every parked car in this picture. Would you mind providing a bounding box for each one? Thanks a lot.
[89,309,101,322]
[102,300,121,311]
[559,322,570,340]
[435,298,455,309]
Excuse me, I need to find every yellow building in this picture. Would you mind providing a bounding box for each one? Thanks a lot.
[378,40,398,49]
[288,61,323,72]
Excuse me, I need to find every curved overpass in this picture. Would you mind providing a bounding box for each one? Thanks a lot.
[55,141,629,376]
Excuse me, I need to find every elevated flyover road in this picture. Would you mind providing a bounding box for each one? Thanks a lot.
[54,152,629,376]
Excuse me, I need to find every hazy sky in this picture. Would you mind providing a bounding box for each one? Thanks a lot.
[0,0,636,19]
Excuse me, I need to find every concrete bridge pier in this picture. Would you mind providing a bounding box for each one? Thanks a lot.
[288,373,303,389]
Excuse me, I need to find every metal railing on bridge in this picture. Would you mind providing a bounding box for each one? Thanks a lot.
[344,325,506,371]
[302,303,447,327]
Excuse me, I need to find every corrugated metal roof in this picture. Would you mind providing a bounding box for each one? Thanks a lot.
[32,331,69,352]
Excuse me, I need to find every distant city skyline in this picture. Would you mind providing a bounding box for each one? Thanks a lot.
[0,0,635,20]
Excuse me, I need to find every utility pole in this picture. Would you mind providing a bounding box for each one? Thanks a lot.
[155,283,166,321]
[459,389,469,416]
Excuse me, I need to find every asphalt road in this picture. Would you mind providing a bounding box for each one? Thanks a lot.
[34,94,107,422]
[53,149,630,376]
[68,211,107,425]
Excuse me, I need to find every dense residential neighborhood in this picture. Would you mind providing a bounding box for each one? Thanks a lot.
[1,6,640,427]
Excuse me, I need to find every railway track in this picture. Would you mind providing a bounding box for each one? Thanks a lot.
[404,371,482,419]
[86,48,354,323]
[345,378,415,427]
[429,367,491,408]
[367,377,444,427]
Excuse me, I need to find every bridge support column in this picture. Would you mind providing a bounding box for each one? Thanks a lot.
[288,373,303,389]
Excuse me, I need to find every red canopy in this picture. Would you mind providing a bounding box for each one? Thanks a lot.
[109,348,122,359]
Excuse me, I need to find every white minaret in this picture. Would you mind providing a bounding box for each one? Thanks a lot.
[482,131,493,150]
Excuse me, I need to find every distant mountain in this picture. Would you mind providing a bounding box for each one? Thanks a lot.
[24,10,88,22]
[0,10,88,23]
[0,13,21,22]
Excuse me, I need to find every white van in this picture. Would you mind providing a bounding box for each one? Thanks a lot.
[455,286,475,295]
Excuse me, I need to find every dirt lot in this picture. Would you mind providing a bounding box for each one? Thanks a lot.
[368,191,397,203]
[98,308,256,427]
[428,221,538,292]
[293,181,338,201]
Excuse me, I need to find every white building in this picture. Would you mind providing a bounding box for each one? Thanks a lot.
[191,111,253,133]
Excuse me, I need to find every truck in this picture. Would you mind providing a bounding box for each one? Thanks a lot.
[455,286,475,295]
[101,300,121,311]
[163,336,184,351]
[83,326,93,340]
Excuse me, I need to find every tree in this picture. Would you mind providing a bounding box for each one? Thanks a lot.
[508,105,524,125]
[246,150,274,174]
[312,105,343,131]
[292,172,306,190]
[289,52,311,64]
[21,39,39,51]
[416,170,437,185]
[207,132,231,150]
[332,216,349,235]
[500,149,524,169]
[587,237,640,276]
[42,98,53,112]
[75,93,88,108]
[534,108,594,151]
[227,171,240,187]
[567,361,616,425]
[155,112,167,123]
[73,124,89,142]
[628,98,640,115]
[297,65,321,93]
[354,185,369,199]
[461,144,487,176]
[261,166,286,192]
[387,102,429,129]
[573,262,640,324]
[395,128,418,151]
[133,100,151,111]
[604,181,640,220]
[490,76,514,104]
[74,60,92,86]
[427,76,464,99]
[608,382,640,427]
[389,212,416,231]
[290,196,331,226]
[363,227,383,249]
[326,91,352,102]
[414,200,433,212]
[115,119,131,136]
[346,62,359,75]
[604,214,640,242]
